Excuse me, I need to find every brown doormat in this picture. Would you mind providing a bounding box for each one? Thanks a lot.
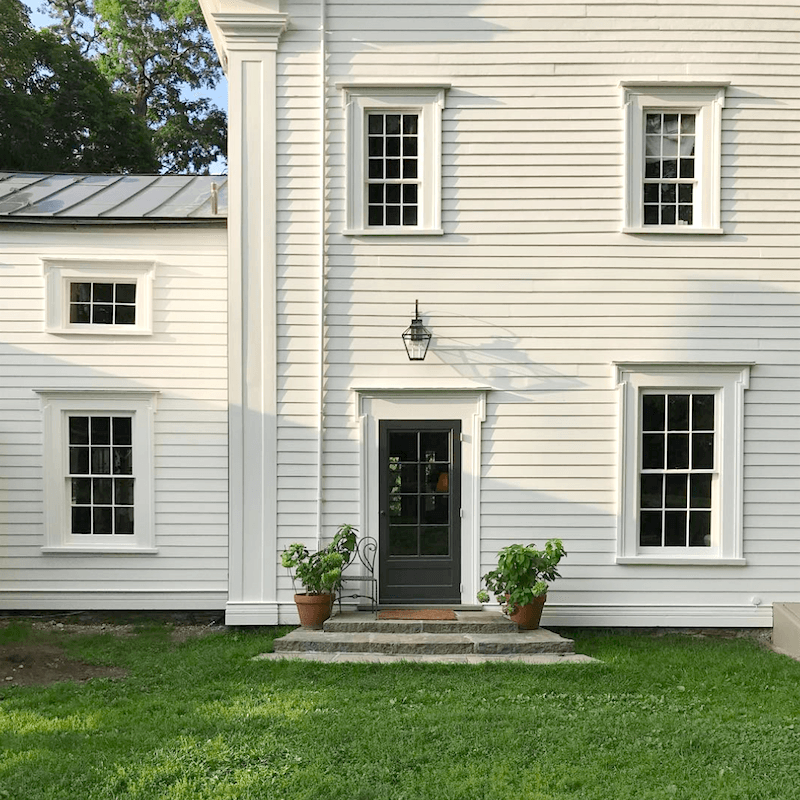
[377,609,457,620]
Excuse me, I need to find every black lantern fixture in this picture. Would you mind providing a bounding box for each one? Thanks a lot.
[401,300,432,361]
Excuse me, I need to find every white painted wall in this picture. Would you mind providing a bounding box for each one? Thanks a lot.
[267,0,800,626]
[0,224,228,610]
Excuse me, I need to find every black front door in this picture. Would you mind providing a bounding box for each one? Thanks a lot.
[378,420,461,603]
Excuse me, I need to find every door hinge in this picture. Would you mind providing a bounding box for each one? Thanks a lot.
[459,508,463,518]
[459,432,464,442]
[459,583,464,593]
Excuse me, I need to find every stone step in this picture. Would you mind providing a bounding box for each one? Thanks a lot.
[272,627,574,656]
[324,610,517,635]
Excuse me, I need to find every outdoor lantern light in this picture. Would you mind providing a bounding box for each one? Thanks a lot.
[401,300,432,361]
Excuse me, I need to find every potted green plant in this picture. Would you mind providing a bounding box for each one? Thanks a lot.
[477,539,566,629]
[281,524,357,628]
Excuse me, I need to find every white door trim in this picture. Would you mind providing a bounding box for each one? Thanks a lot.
[354,388,487,604]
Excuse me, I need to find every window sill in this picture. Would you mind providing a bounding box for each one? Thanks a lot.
[616,556,746,566]
[42,546,159,555]
[45,327,152,336]
[622,226,724,236]
[343,228,444,237]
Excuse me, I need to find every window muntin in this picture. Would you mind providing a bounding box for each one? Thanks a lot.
[639,392,715,548]
[69,282,137,325]
[367,112,419,227]
[643,113,695,226]
[68,415,135,536]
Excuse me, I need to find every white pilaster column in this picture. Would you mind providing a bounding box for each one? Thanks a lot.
[204,10,287,624]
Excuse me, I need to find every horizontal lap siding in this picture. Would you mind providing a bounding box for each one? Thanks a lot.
[0,227,228,598]
[275,0,800,609]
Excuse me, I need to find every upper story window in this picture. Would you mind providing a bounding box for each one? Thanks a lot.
[43,258,155,335]
[615,363,750,566]
[70,282,137,326]
[622,83,728,235]
[339,83,449,236]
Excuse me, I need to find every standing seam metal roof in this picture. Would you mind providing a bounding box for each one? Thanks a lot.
[0,173,228,219]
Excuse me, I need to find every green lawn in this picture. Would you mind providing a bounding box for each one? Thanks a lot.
[1,622,799,800]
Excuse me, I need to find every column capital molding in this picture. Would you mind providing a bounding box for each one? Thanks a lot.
[212,12,288,49]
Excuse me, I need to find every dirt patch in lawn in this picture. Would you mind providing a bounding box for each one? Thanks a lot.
[0,642,127,688]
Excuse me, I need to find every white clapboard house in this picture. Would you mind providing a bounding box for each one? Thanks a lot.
[2,0,799,628]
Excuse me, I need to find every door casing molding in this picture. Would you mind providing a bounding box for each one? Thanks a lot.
[354,388,487,604]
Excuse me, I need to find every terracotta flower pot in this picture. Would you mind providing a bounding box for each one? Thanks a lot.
[294,593,334,629]
[507,594,547,630]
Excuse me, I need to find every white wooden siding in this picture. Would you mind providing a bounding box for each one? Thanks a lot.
[271,0,800,621]
[0,226,228,606]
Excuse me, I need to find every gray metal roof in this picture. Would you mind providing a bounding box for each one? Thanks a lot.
[0,173,228,220]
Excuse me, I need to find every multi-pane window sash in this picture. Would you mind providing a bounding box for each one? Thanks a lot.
[366,112,419,227]
[68,415,134,535]
[639,392,714,548]
[643,113,696,226]
[69,282,136,325]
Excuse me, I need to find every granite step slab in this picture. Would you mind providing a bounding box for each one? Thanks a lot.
[256,652,597,665]
[324,610,517,635]
[272,627,574,656]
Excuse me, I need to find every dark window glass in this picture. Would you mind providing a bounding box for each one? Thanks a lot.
[115,305,136,325]
[389,431,417,462]
[368,114,383,134]
[93,506,113,535]
[642,395,665,431]
[690,474,712,509]
[385,114,401,135]
[667,433,689,470]
[70,283,91,302]
[640,474,662,509]
[420,431,449,462]
[72,507,92,534]
[92,478,113,505]
[69,416,89,445]
[664,511,687,546]
[667,395,689,431]
[91,447,111,474]
[115,478,135,506]
[692,433,714,470]
[368,205,383,226]
[665,474,687,508]
[69,447,89,475]
[91,417,111,444]
[115,284,136,304]
[93,283,113,303]
[115,507,134,535]
[70,304,91,323]
[689,511,711,547]
[386,183,401,204]
[385,205,401,225]
[113,447,133,475]
[71,478,91,505]
[93,304,113,324]
[692,394,714,430]
[640,511,662,546]
[421,495,448,525]
[642,433,665,469]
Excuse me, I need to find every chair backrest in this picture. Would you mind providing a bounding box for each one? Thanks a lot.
[347,535,377,574]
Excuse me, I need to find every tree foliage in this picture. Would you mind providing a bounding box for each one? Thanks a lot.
[0,0,157,173]
[45,0,227,173]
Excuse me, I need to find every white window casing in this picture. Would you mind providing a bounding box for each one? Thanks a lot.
[614,363,750,565]
[42,258,155,335]
[338,83,450,236]
[621,82,728,234]
[35,389,159,553]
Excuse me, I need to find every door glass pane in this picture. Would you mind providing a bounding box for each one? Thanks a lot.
[420,431,449,462]
[389,495,417,524]
[389,526,417,556]
[420,526,449,556]
[421,494,448,524]
[423,463,449,493]
[389,462,418,494]
[388,431,417,462]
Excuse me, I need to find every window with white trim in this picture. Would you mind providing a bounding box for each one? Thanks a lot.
[43,258,155,335]
[340,84,449,235]
[36,390,158,553]
[615,364,750,564]
[622,83,727,234]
